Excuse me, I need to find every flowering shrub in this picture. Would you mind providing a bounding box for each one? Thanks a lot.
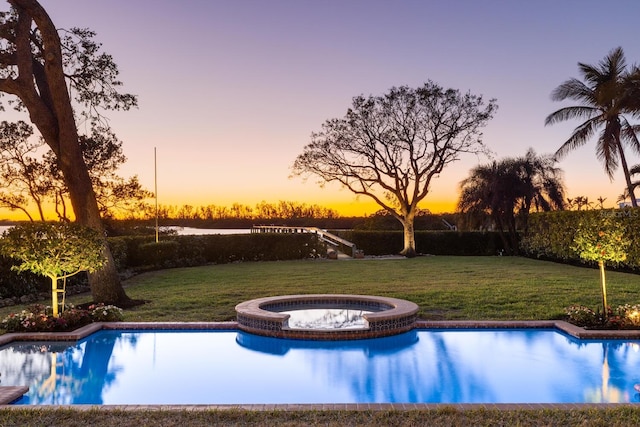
[614,304,640,328]
[1,303,122,333]
[2,305,59,332]
[564,304,640,329]
[88,303,124,322]
[564,305,600,328]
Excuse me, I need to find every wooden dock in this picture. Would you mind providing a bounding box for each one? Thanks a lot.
[251,225,360,257]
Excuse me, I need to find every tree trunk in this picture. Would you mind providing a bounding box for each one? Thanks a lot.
[506,214,520,255]
[56,134,130,305]
[8,0,132,306]
[399,215,417,258]
[599,260,608,319]
[617,140,638,207]
[50,276,60,318]
[493,213,512,255]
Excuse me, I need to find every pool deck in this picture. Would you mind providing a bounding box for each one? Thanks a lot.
[1,320,640,410]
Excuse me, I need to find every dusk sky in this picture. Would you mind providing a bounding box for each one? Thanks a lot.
[4,0,640,219]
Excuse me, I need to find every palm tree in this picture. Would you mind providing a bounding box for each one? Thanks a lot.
[458,149,565,254]
[458,160,517,249]
[618,163,640,205]
[545,47,640,207]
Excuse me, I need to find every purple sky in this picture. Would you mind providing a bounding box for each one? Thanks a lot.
[5,0,640,217]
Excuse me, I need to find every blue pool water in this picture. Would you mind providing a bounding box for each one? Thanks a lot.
[2,329,640,405]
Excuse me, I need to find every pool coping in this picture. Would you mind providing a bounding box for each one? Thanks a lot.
[235,294,419,340]
[1,319,640,410]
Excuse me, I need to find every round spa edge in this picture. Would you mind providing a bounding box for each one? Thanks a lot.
[235,294,419,340]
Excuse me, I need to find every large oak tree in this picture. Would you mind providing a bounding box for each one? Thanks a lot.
[0,0,136,305]
[293,82,497,256]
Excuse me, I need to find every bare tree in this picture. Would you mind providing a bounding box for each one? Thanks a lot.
[0,1,137,305]
[0,120,151,221]
[44,126,153,220]
[293,82,497,256]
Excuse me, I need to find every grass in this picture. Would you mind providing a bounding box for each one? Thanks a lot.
[1,407,640,427]
[59,255,640,322]
[3,255,640,426]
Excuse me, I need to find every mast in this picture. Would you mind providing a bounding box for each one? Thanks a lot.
[154,147,159,243]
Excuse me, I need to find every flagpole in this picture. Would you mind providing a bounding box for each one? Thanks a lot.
[154,147,159,243]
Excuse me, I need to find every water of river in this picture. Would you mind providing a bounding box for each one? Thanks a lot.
[0,225,250,236]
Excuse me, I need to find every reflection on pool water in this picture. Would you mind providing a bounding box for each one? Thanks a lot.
[282,308,373,330]
[2,329,640,405]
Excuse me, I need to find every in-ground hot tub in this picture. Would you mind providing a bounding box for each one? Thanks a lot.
[235,294,419,340]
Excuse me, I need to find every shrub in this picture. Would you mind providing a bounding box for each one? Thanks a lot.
[0,255,48,299]
[613,304,640,328]
[521,209,640,269]
[564,304,640,329]
[564,305,600,328]
[1,303,122,333]
[138,240,181,267]
[88,303,124,322]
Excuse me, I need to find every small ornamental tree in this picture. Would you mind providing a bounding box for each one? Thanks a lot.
[0,222,106,317]
[571,213,631,318]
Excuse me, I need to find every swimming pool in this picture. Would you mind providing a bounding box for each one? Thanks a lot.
[2,328,639,405]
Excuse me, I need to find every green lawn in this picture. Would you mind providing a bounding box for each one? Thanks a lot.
[83,255,639,323]
[3,255,640,426]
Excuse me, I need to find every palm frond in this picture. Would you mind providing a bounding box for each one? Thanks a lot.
[619,117,640,154]
[595,128,620,179]
[554,118,600,159]
[549,78,594,103]
[545,106,598,126]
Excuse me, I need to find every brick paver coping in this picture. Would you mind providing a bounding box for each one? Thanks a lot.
[1,319,640,408]
[235,294,419,340]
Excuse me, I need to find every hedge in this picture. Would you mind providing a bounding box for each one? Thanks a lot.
[520,209,640,270]
[333,230,506,256]
[108,233,325,270]
[0,233,324,301]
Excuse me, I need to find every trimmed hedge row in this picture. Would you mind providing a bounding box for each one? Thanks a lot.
[333,230,506,256]
[108,233,325,270]
[520,209,640,270]
[0,256,47,300]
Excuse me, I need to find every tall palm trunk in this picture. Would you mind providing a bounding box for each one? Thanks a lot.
[617,138,638,207]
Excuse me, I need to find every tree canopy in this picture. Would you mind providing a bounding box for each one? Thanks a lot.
[571,213,631,314]
[0,0,137,305]
[293,81,497,256]
[0,222,106,316]
[0,120,151,221]
[546,46,640,207]
[458,149,565,254]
